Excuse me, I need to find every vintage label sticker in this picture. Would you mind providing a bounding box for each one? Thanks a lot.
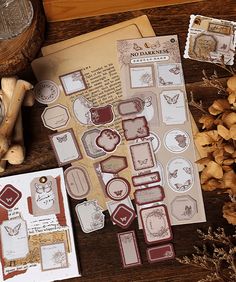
[130,65,154,88]
[193,34,217,60]
[73,96,93,125]
[171,195,197,221]
[130,142,155,171]
[157,64,183,87]
[136,132,161,153]
[30,175,60,216]
[118,98,144,116]
[134,186,165,205]
[81,129,106,159]
[75,200,105,233]
[105,177,131,201]
[90,105,114,125]
[96,129,121,152]
[34,80,60,104]
[167,157,194,192]
[100,155,128,174]
[0,184,22,209]
[208,22,232,35]
[132,171,161,187]
[146,243,175,263]
[122,116,149,140]
[64,166,91,200]
[0,218,29,260]
[164,129,190,153]
[140,205,173,244]
[111,204,136,229]
[160,90,187,125]
[117,231,142,268]
[50,128,83,166]
[41,104,70,130]
[59,70,87,95]
[40,242,68,271]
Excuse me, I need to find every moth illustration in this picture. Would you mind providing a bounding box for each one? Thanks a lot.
[56,134,67,143]
[169,169,178,179]
[169,65,180,75]
[144,41,160,49]
[138,159,148,165]
[174,179,191,191]
[133,43,142,51]
[159,77,173,86]
[114,190,123,196]
[175,134,187,148]
[35,181,52,194]
[4,223,21,236]
[220,44,228,50]
[140,72,152,86]
[164,94,179,104]
[35,181,55,210]
[183,167,191,175]
[182,205,192,217]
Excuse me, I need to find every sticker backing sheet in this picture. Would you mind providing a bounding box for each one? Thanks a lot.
[117,35,206,225]
[0,168,80,282]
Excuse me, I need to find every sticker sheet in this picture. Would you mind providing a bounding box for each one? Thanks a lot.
[184,15,236,65]
[0,168,80,282]
[31,16,156,210]
[117,35,206,225]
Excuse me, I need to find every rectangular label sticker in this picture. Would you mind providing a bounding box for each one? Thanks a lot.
[132,172,160,187]
[59,70,87,95]
[134,186,165,205]
[146,243,175,263]
[49,128,83,166]
[117,230,142,268]
[130,142,155,171]
[140,205,172,244]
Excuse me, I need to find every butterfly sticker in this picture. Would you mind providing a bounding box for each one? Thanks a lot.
[133,43,142,51]
[183,167,191,175]
[169,65,180,75]
[4,223,21,236]
[56,134,67,143]
[169,169,178,179]
[174,179,191,191]
[35,181,52,194]
[164,94,179,105]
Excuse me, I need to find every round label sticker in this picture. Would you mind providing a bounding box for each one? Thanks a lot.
[35,80,59,104]
[164,129,190,153]
[105,177,131,201]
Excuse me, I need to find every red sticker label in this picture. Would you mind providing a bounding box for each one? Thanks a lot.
[111,204,136,229]
[90,105,114,125]
[146,243,175,263]
[0,184,22,209]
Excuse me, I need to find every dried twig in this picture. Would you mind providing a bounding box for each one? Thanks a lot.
[188,91,208,114]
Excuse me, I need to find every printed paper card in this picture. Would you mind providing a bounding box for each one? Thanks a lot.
[0,168,80,282]
[117,35,206,226]
[184,15,236,65]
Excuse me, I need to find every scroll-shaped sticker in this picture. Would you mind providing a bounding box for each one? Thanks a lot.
[0,218,29,260]
[90,105,114,125]
[146,243,175,263]
[134,186,164,205]
[117,231,142,268]
[160,90,186,125]
[30,175,60,216]
[122,116,149,140]
[75,200,105,233]
[130,142,155,171]
[0,184,22,209]
[64,166,91,200]
[50,128,83,166]
[171,195,197,221]
[40,242,68,271]
[105,178,131,201]
[167,157,194,192]
[164,129,190,153]
[118,97,144,116]
[41,104,70,130]
[73,96,93,125]
[81,129,106,159]
[59,70,87,95]
[111,204,136,229]
[132,172,161,187]
[100,155,128,174]
[140,205,172,244]
[130,66,154,88]
[157,64,183,87]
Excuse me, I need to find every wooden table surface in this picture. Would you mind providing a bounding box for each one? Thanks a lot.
[1,0,236,281]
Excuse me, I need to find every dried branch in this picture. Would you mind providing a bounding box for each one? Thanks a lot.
[202,70,228,95]
[188,91,208,114]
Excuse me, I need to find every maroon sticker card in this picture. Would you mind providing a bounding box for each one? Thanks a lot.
[0,184,22,209]
[146,243,175,263]
[111,204,136,229]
